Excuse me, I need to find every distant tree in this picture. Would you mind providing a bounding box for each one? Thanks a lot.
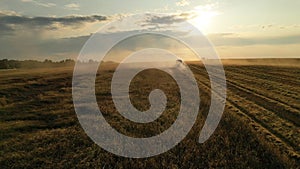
[44,59,53,63]
[0,59,75,69]
[0,59,9,69]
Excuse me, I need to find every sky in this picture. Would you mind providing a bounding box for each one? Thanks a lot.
[0,0,299,60]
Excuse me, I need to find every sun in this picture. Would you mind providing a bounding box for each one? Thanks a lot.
[189,7,219,30]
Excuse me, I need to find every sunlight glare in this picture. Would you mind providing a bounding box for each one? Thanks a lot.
[189,6,219,31]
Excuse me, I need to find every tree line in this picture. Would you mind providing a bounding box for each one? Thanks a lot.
[0,59,75,69]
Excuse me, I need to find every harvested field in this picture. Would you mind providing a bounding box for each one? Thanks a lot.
[0,60,299,168]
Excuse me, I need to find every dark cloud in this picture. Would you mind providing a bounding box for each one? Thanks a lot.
[1,30,300,61]
[141,13,194,28]
[0,14,107,26]
[0,12,108,35]
[146,15,186,25]
[0,28,191,60]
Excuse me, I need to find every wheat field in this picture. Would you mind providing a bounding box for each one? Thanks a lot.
[0,60,299,168]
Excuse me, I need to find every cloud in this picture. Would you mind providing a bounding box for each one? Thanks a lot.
[0,23,14,36]
[1,28,300,61]
[1,10,299,61]
[0,28,190,61]
[0,11,108,35]
[146,15,186,24]
[64,3,80,10]
[261,24,300,30]
[0,34,91,60]
[176,0,190,7]
[0,10,19,16]
[230,24,300,31]
[207,33,300,46]
[141,13,194,28]
[21,0,56,8]
[216,44,300,59]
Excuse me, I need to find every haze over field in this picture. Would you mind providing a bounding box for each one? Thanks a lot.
[0,1,300,168]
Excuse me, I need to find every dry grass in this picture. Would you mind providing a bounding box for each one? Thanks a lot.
[0,60,299,168]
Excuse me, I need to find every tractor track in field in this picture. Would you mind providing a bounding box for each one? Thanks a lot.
[224,69,299,105]
[226,81,300,126]
[238,66,300,81]
[194,65,300,110]
[224,67,300,97]
[189,65,300,158]
[190,65,300,125]
[227,66,300,86]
